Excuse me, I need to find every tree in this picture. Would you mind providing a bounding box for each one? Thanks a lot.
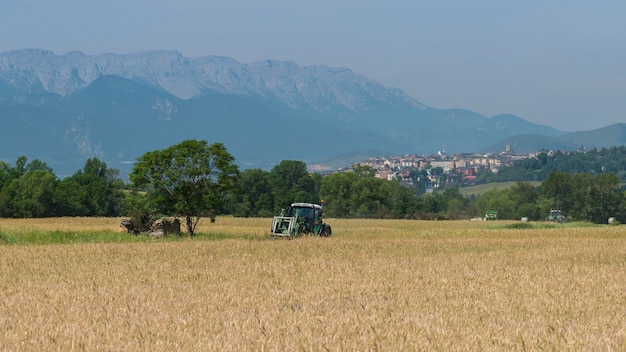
[54,158,124,216]
[474,188,516,220]
[541,171,572,211]
[320,172,357,218]
[0,161,10,192]
[588,173,622,224]
[440,188,470,219]
[230,168,274,217]
[11,156,28,179]
[129,140,238,236]
[53,177,89,216]
[509,182,541,220]
[0,157,57,217]
[388,183,421,218]
[352,177,391,218]
[270,160,317,211]
[568,173,593,221]
[2,170,57,217]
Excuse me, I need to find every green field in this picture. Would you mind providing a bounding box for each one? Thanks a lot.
[459,181,543,196]
[1,217,625,350]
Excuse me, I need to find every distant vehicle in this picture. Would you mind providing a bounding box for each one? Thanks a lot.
[485,210,498,220]
[270,202,332,238]
[547,209,567,223]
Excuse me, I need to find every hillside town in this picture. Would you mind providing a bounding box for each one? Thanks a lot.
[343,145,532,192]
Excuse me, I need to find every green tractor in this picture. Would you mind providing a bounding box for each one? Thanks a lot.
[547,209,567,223]
[270,202,332,238]
[485,210,498,220]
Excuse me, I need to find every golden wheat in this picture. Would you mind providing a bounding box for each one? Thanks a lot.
[0,218,625,350]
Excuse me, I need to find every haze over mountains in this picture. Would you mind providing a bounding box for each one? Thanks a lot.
[1,49,624,178]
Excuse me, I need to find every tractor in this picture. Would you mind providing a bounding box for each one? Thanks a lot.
[270,202,332,238]
[547,209,567,223]
[484,210,498,220]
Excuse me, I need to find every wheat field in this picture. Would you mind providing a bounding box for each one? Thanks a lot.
[1,217,625,351]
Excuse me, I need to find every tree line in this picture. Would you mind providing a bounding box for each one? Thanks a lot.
[1,140,625,232]
[0,156,124,218]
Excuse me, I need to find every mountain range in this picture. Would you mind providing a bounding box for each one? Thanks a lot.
[1,49,624,178]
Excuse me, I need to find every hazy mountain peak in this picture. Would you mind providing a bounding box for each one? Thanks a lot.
[3,48,620,178]
[0,49,426,110]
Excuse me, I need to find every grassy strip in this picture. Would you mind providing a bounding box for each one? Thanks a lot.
[0,217,272,245]
[502,221,604,230]
[0,228,268,246]
[0,229,154,245]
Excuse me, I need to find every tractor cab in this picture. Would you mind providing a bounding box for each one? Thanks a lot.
[287,203,319,228]
[270,202,331,238]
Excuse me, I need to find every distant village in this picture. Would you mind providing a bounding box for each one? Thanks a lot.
[336,145,533,192]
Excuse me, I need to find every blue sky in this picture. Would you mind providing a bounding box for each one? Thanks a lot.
[1,0,624,131]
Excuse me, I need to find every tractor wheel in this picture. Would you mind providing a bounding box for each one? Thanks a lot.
[321,225,332,237]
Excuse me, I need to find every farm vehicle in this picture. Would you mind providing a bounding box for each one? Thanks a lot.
[547,209,567,223]
[270,202,332,238]
[484,210,498,220]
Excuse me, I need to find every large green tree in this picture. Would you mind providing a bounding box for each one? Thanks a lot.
[320,172,358,218]
[352,177,395,218]
[588,173,623,224]
[270,160,317,211]
[129,140,239,236]
[568,173,593,221]
[0,157,56,218]
[474,188,517,220]
[2,170,57,218]
[54,158,124,216]
[229,168,274,217]
[509,182,541,220]
[541,171,572,212]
